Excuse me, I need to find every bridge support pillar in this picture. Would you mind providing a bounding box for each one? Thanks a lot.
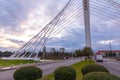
[83,0,91,47]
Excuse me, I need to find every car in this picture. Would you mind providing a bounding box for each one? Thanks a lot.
[95,55,103,62]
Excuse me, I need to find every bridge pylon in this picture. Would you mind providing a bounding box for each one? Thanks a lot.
[83,0,91,47]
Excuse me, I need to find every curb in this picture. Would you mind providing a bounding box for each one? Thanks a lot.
[109,58,120,62]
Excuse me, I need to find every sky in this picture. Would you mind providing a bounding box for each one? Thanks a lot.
[0,0,120,52]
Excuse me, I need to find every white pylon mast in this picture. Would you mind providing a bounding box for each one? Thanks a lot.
[83,0,91,47]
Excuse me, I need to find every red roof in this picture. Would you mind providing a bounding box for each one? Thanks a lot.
[96,50,120,54]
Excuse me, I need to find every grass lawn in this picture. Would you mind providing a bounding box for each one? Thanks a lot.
[0,59,36,67]
[39,60,95,80]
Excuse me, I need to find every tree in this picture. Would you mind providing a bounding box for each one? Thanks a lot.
[108,51,112,58]
[82,47,93,60]
[0,51,13,57]
[112,52,116,58]
[75,49,83,57]
[105,52,108,58]
[75,49,83,60]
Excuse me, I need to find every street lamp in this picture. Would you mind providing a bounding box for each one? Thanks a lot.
[109,42,112,58]
[109,42,112,51]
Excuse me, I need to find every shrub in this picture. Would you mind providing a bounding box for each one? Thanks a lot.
[81,64,109,75]
[82,72,120,80]
[14,66,42,80]
[54,66,76,80]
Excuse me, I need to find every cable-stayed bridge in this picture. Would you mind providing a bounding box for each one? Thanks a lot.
[4,0,120,60]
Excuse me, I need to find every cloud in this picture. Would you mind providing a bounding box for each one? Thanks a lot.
[0,0,69,51]
[0,39,20,49]
[97,40,113,45]
[90,14,120,50]
[0,0,43,41]
[0,0,120,52]
[7,38,24,44]
[0,0,27,27]
[46,24,85,51]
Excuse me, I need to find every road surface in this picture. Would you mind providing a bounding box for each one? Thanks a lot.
[0,58,81,80]
[97,59,120,77]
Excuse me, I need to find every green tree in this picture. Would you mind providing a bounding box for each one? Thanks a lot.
[105,52,108,58]
[108,51,112,58]
[112,52,116,58]
[75,49,83,60]
[82,47,93,60]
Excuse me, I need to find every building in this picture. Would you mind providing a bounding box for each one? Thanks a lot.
[60,48,65,53]
[96,50,120,58]
[51,48,56,53]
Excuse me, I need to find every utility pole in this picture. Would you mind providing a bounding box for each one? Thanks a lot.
[83,0,91,47]
[109,42,112,51]
[43,45,46,61]
[109,42,112,56]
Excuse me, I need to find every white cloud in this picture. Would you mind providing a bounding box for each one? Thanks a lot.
[0,0,69,51]
[97,40,113,45]
[0,0,120,51]
[0,38,20,48]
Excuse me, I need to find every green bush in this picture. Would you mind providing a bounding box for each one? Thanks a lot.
[82,72,120,80]
[14,66,42,80]
[54,66,76,80]
[81,64,109,75]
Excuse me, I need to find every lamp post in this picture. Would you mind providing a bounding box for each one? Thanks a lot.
[109,42,112,51]
[109,42,112,57]
[42,35,46,63]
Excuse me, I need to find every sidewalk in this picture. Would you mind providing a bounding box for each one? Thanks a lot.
[109,58,120,63]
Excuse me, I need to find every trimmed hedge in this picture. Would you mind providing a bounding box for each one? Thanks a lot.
[54,66,76,80]
[81,64,109,75]
[14,66,42,80]
[82,72,120,80]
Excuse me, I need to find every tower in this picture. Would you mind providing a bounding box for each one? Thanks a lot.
[83,0,91,47]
